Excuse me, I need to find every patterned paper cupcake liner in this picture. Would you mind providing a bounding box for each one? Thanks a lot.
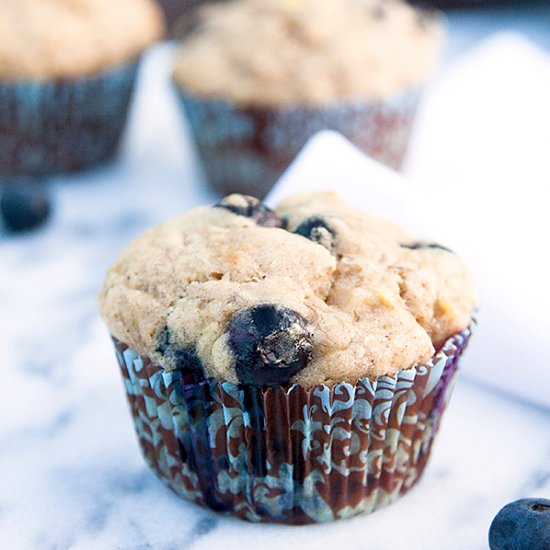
[0,61,139,177]
[113,323,472,524]
[176,88,421,198]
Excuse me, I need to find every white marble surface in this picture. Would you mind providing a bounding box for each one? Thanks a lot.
[2,8,550,550]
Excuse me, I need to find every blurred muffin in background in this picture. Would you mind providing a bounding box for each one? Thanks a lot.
[0,0,164,178]
[173,0,444,198]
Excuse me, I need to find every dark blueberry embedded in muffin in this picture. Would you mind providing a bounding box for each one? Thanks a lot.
[214,194,284,228]
[1,184,51,233]
[156,325,174,355]
[293,216,337,252]
[227,304,313,387]
[400,242,454,254]
[489,498,550,550]
[156,326,204,373]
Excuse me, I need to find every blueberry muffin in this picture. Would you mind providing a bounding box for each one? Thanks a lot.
[99,192,475,523]
[172,0,444,197]
[0,0,164,177]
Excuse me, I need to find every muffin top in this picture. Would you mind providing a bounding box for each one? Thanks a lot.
[99,193,475,388]
[0,0,164,80]
[173,0,443,107]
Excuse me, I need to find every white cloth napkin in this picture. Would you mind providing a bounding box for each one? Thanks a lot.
[267,33,550,408]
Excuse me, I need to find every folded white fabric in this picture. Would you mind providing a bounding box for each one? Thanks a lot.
[408,32,550,408]
[268,122,550,407]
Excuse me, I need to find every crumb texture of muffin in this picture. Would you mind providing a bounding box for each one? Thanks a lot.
[99,193,475,388]
[173,0,443,106]
[0,0,164,79]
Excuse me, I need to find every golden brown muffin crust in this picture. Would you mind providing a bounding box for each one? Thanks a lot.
[99,193,475,388]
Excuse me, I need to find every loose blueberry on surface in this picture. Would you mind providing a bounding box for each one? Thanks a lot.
[400,242,454,254]
[489,498,550,550]
[0,184,51,232]
[293,216,337,252]
[214,194,284,228]
[228,304,313,387]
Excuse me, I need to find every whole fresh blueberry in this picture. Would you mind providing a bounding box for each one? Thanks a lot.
[400,241,453,254]
[489,498,550,550]
[156,326,204,373]
[1,184,51,232]
[293,216,336,252]
[214,194,283,228]
[227,304,313,387]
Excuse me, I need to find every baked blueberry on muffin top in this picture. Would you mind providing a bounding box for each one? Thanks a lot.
[99,193,475,388]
